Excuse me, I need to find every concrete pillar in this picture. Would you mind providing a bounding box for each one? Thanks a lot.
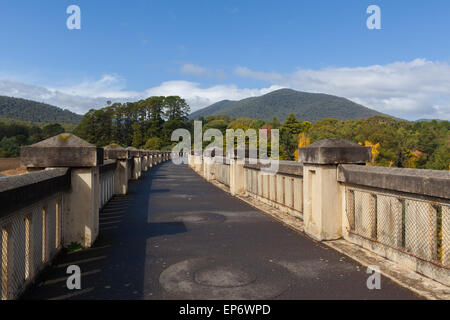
[188,152,194,168]
[21,134,104,248]
[135,157,141,179]
[104,145,130,195]
[148,154,153,169]
[299,139,371,241]
[64,167,99,247]
[203,156,211,181]
[230,159,245,196]
[127,148,141,180]
[194,154,203,173]
[141,150,148,172]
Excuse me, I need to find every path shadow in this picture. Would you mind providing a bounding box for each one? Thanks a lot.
[21,164,184,300]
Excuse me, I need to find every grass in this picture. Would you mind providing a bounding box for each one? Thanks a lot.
[66,242,84,253]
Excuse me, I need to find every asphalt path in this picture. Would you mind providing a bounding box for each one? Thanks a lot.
[22,162,418,300]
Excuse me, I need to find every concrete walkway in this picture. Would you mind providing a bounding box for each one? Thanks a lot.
[22,162,419,300]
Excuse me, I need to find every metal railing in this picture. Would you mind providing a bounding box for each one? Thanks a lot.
[346,187,450,269]
[1,193,63,300]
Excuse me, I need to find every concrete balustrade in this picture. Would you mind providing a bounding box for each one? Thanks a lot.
[191,139,450,286]
[0,169,69,300]
[21,134,104,249]
[104,145,130,195]
[127,147,141,180]
[0,134,170,299]
[337,164,450,286]
[140,150,148,172]
[299,139,372,241]
[244,161,304,219]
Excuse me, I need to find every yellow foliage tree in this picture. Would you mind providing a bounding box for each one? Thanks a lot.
[403,150,422,168]
[358,140,380,166]
[295,132,311,161]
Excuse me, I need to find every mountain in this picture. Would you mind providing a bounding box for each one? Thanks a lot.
[189,89,388,122]
[0,96,83,125]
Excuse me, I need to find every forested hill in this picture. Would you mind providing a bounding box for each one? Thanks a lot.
[190,88,388,122]
[0,96,83,125]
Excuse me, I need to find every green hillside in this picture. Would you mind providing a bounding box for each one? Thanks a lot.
[0,96,83,125]
[190,88,388,122]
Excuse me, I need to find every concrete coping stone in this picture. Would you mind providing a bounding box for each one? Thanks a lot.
[299,139,371,165]
[0,168,71,218]
[338,164,450,200]
[104,144,129,160]
[126,147,140,157]
[21,134,104,168]
[244,160,303,177]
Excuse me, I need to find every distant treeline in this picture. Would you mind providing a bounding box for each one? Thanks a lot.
[0,96,83,125]
[0,122,65,157]
[74,93,449,170]
[197,114,450,170]
[2,95,449,171]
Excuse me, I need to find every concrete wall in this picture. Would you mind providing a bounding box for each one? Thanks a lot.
[339,167,450,286]
[190,140,450,288]
[244,166,303,219]
[0,135,171,300]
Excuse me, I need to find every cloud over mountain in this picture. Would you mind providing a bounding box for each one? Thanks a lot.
[235,59,450,120]
[0,59,449,120]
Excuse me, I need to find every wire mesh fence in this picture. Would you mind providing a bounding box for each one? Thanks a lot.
[346,187,450,268]
[0,193,63,300]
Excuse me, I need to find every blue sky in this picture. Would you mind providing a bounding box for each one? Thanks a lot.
[0,0,449,120]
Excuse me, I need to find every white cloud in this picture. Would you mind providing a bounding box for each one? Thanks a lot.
[55,74,140,99]
[0,59,449,120]
[146,81,282,111]
[0,76,141,115]
[235,59,450,120]
[180,64,228,80]
[0,77,281,115]
[235,66,282,81]
[180,64,210,77]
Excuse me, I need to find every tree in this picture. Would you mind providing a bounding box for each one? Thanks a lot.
[282,113,303,135]
[42,123,65,138]
[132,123,144,148]
[164,96,190,122]
[144,136,163,150]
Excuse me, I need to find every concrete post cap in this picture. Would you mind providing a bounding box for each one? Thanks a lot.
[104,144,130,160]
[299,139,371,165]
[126,147,140,157]
[21,134,104,168]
